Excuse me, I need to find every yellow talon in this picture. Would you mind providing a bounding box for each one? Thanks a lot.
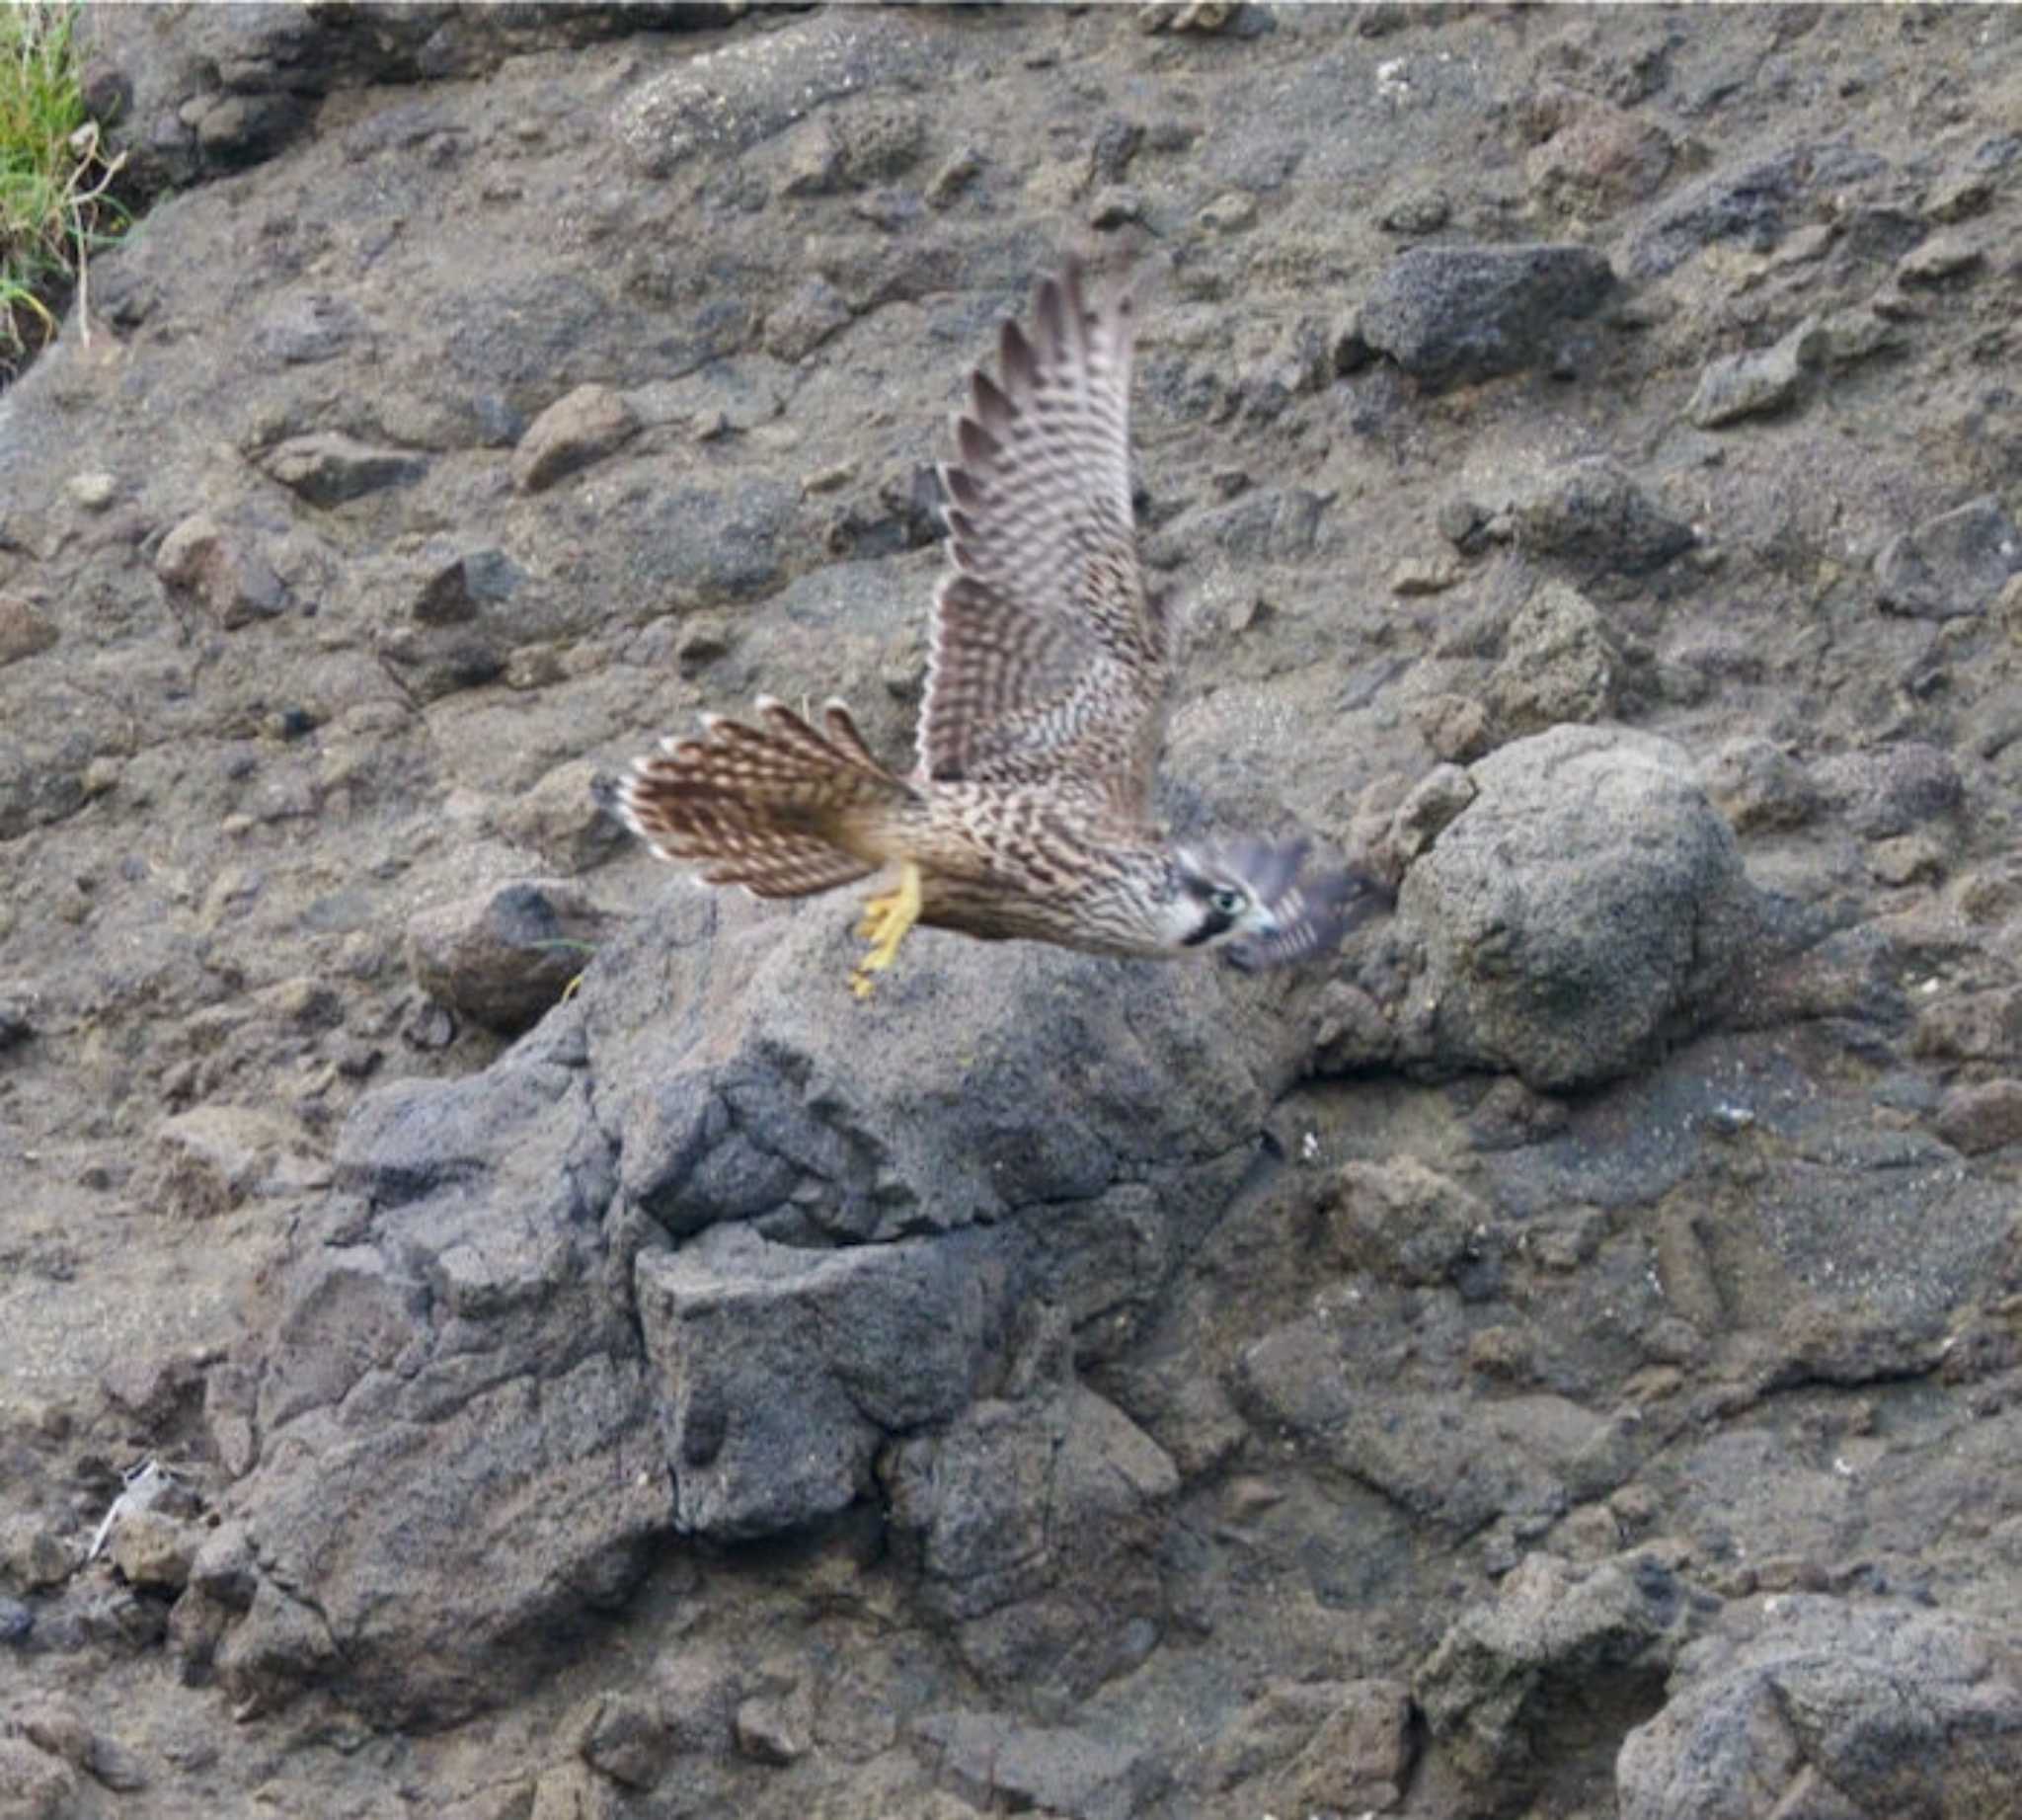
[850,861,923,1000]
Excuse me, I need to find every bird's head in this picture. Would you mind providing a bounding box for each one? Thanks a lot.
[1162,837,1390,970]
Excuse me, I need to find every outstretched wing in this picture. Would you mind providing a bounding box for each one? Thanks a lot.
[918,261,1168,819]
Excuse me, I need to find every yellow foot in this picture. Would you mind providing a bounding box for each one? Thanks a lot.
[850,861,923,1000]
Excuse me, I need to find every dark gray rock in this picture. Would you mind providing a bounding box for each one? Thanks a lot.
[208,1036,662,1727]
[616,12,945,180]
[1617,1599,2022,1820]
[154,513,287,627]
[1627,147,1809,278]
[1357,243,1614,386]
[1686,317,1827,429]
[574,1690,675,1790]
[259,433,427,507]
[83,2,741,187]
[1237,1317,1607,1535]
[1875,495,2022,619]
[1811,742,1963,838]
[886,1381,1178,1707]
[1401,727,1757,1092]
[404,878,619,1036]
[1935,1078,2022,1154]
[1417,1551,1701,1809]
[1209,1679,1416,1816]
[1704,737,1822,833]
[1485,578,1623,737]
[914,1708,1171,1820]
[511,385,640,495]
[1506,458,1696,578]
[599,892,1294,1248]
[636,1223,1017,1540]
[0,592,58,667]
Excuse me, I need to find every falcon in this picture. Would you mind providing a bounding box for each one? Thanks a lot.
[618,261,1383,998]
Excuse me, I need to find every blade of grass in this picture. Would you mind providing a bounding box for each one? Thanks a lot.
[0,1,126,373]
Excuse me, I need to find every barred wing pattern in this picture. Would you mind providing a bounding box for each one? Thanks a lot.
[618,697,908,898]
[921,262,1168,819]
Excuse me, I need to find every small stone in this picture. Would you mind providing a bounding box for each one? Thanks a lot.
[0,1596,32,1645]
[512,384,640,494]
[1221,1475,1286,1522]
[1139,0,1237,32]
[926,146,982,208]
[414,547,526,626]
[777,115,844,196]
[1486,579,1620,736]
[1378,187,1450,235]
[1507,457,1694,576]
[675,612,734,674]
[1934,1079,2022,1155]
[1526,102,1674,220]
[496,759,629,876]
[1685,316,1825,429]
[0,592,59,666]
[1468,1325,1532,1379]
[1437,496,1490,550]
[1087,185,1143,230]
[1868,832,1944,886]
[1391,763,1475,859]
[1924,171,1993,223]
[764,277,853,363]
[1818,309,1900,373]
[802,462,854,496]
[1390,555,1464,595]
[1911,989,2022,1064]
[155,514,287,628]
[575,1692,672,1789]
[405,879,618,1035]
[1,1516,79,1591]
[1267,1680,1416,1816]
[1899,228,1986,283]
[1703,736,1820,833]
[0,1736,77,1812]
[1198,191,1257,233]
[1359,242,1615,386]
[1876,496,2022,620]
[1417,692,1492,764]
[1811,742,1963,837]
[734,1695,808,1766]
[835,97,924,184]
[153,1105,328,1219]
[108,1508,199,1592]
[260,433,426,507]
[1995,574,2022,645]
[81,756,120,798]
[66,471,117,511]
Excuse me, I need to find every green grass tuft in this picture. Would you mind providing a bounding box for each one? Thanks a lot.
[0,0,126,375]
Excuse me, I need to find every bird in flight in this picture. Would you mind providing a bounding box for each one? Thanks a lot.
[619,261,1382,998]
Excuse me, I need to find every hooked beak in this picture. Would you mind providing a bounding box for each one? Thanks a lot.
[1223,847,1394,973]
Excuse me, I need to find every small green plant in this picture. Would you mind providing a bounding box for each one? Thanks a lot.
[0,0,125,375]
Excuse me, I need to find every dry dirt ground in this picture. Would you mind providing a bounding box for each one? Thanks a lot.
[4,5,2022,1818]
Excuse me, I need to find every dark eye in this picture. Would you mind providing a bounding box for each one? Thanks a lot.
[1210,887,1246,917]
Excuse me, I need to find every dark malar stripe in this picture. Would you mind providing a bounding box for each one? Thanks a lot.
[1182,906,1236,947]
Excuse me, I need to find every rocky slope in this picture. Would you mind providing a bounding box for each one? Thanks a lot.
[4,5,2022,1817]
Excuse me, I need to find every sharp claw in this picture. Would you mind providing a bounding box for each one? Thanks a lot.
[850,862,923,1001]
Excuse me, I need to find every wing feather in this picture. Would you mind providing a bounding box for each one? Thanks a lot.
[918,261,1168,815]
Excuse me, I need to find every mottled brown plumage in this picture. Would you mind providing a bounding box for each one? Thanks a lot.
[619,262,1380,995]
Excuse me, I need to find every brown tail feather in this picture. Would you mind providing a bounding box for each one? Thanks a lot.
[618,697,913,899]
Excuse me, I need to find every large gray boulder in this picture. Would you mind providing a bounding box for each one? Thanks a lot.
[1617,1598,2022,1820]
[200,883,1311,1723]
[1401,726,1758,1092]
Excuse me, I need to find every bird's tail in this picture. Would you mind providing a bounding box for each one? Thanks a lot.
[618,697,915,898]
